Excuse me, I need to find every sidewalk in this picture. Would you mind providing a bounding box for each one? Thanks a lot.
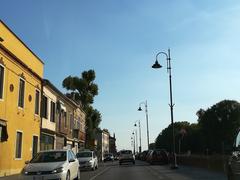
[0,174,19,180]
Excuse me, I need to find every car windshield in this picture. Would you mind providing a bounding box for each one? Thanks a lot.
[76,152,92,158]
[30,151,66,163]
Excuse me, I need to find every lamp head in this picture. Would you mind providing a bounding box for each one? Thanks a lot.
[134,123,137,127]
[152,60,162,69]
[138,107,142,111]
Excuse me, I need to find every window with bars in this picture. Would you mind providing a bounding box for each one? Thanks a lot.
[42,95,48,118]
[70,114,74,129]
[15,131,23,159]
[32,136,38,157]
[50,101,56,122]
[35,90,40,115]
[64,112,67,127]
[18,79,25,108]
[0,65,4,99]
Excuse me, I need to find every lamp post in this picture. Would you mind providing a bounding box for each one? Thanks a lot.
[132,130,138,154]
[131,133,136,155]
[134,120,142,153]
[138,101,150,150]
[131,137,135,154]
[152,48,178,169]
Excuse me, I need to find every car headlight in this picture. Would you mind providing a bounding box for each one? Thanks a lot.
[51,167,64,174]
[21,168,28,175]
[88,160,94,164]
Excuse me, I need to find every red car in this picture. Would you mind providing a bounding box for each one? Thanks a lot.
[147,149,169,165]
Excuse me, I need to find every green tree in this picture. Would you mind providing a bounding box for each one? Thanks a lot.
[198,100,240,153]
[155,121,202,153]
[155,121,190,152]
[62,69,98,108]
[149,143,155,150]
[62,70,101,149]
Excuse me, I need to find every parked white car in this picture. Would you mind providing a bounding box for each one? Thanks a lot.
[21,149,80,180]
[76,151,98,171]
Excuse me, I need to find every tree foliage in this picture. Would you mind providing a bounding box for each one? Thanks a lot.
[155,100,240,154]
[62,69,98,108]
[62,69,101,149]
[197,100,240,153]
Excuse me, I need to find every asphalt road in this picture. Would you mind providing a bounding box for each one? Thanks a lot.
[0,160,227,180]
[81,160,227,180]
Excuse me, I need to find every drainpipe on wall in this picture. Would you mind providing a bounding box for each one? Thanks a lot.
[40,80,44,140]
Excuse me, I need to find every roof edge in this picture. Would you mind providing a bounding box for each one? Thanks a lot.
[0,19,44,65]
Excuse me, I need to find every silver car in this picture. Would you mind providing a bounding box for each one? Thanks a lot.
[21,149,80,180]
[76,151,98,171]
[227,130,240,180]
[119,150,135,165]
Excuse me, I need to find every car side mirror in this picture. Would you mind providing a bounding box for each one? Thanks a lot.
[25,161,30,164]
[69,159,75,163]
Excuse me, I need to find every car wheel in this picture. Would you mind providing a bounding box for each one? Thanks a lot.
[92,164,95,171]
[66,171,70,180]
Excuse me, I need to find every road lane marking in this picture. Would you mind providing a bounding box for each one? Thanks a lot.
[89,167,111,180]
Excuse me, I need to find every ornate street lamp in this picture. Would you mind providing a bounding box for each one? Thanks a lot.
[131,132,136,155]
[134,120,142,153]
[152,48,178,169]
[138,101,149,150]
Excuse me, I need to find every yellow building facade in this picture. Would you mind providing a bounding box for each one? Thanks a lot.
[0,20,44,176]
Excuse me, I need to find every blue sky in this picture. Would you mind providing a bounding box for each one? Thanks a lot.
[1,0,240,151]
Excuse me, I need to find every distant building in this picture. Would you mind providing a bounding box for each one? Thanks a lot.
[109,133,117,155]
[73,105,86,151]
[40,80,58,151]
[42,79,86,154]
[96,129,110,161]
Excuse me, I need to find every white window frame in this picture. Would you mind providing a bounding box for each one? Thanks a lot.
[0,64,5,101]
[15,130,23,160]
[35,89,40,115]
[18,78,25,109]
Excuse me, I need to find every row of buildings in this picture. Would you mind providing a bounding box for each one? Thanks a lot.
[0,20,116,177]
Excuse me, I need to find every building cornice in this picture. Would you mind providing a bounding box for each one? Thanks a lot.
[0,43,43,82]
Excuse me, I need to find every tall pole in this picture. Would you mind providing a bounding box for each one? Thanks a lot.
[139,120,142,153]
[135,129,138,154]
[135,120,142,153]
[145,101,150,150]
[153,48,178,169]
[131,137,134,153]
[167,49,177,168]
[138,101,150,150]
[132,133,136,155]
